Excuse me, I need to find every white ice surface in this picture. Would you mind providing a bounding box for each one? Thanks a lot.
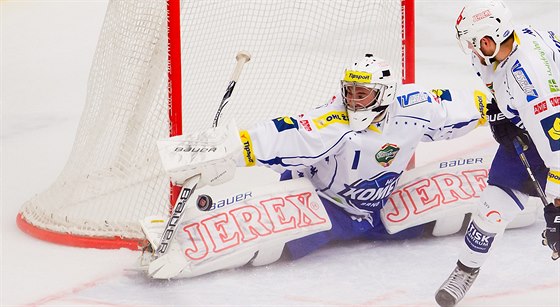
[1,0,559,306]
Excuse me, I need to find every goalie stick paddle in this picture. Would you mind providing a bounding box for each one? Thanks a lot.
[153,51,252,259]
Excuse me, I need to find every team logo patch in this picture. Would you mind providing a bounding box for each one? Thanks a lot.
[337,172,401,212]
[511,60,539,102]
[397,91,432,108]
[375,143,400,167]
[272,116,299,132]
[540,114,560,151]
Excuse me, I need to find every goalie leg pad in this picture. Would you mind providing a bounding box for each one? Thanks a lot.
[143,178,332,279]
[458,184,529,268]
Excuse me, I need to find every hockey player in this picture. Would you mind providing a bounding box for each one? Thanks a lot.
[143,54,489,279]
[435,1,560,306]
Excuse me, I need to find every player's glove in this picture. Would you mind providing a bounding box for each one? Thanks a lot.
[486,100,530,149]
[542,203,560,260]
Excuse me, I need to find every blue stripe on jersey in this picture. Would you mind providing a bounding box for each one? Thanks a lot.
[423,134,435,141]
[499,185,525,210]
[351,151,360,169]
[320,155,339,192]
[425,118,478,131]
[393,115,431,123]
[257,130,354,167]
[506,105,520,116]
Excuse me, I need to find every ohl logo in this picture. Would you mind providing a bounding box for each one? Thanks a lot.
[338,172,401,211]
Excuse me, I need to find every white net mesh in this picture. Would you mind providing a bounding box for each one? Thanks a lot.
[18,0,407,247]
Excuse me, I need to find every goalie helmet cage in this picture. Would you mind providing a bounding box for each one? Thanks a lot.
[17,0,416,250]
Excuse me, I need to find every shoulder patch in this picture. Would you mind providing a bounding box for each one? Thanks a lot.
[511,59,539,102]
[397,91,432,108]
[431,89,452,103]
[272,116,299,132]
[540,114,560,151]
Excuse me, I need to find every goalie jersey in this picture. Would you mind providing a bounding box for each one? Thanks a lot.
[236,83,487,219]
[471,25,560,199]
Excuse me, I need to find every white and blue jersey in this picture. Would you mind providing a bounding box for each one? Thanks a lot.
[236,84,486,220]
[471,25,560,199]
[235,84,485,259]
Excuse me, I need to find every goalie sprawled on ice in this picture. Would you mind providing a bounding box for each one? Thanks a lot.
[140,54,535,279]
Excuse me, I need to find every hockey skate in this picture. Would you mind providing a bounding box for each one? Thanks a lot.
[435,262,480,307]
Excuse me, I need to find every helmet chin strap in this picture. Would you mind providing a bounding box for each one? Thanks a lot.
[475,41,501,66]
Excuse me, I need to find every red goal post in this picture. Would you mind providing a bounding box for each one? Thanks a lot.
[17,0,415,250]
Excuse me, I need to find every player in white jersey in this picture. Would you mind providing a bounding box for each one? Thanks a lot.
[435,1,560,306]
[142,54,487,279]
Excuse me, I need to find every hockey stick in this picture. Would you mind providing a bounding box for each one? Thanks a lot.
[512,137,559,260]
[154,51,252,258]
[213,51,252,128]
[512,136,549,207]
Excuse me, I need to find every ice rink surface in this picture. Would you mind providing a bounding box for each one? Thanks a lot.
[1,0,559,306]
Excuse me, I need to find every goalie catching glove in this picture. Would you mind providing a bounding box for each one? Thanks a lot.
[157,120,242,187]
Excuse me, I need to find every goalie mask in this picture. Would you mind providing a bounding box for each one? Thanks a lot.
[341,54,397,131]
[455,0,513,65]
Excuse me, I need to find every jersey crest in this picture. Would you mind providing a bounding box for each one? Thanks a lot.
[375,143,400,167]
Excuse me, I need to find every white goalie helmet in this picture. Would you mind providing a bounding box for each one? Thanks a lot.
[341,54,397,131]
[455,0,514,65]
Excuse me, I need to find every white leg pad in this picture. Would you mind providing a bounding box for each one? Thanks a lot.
[432,213,468,237]
[142,177,332,279]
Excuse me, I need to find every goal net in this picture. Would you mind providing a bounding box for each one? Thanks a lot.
[17,0,415,249]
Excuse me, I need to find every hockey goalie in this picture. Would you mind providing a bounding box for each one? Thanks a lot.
[139,54,537,279]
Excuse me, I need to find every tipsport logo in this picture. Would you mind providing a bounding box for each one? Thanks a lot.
[337,172,401,212]
[239,130,255,166]
[344,70,372,83]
